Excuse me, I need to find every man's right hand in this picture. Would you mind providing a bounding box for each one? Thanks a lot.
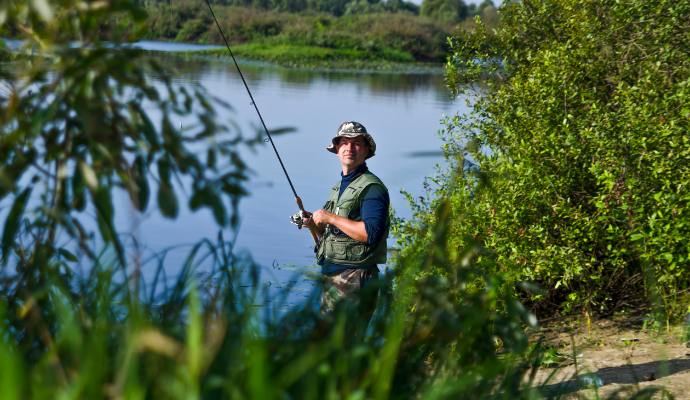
[301,210,313,226]
[302,210,326,239]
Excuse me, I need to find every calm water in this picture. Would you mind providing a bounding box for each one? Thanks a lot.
[3,40,469,300]
[120,54,468,297]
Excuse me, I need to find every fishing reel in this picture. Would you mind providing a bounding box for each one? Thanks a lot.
[289,210,310,229]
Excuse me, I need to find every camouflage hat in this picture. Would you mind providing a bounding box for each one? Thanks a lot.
[327,121,377,159]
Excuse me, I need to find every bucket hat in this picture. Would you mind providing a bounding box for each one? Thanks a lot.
[326,121,376,159]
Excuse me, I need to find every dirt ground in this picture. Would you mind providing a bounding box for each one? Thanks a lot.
[532,311,690,399]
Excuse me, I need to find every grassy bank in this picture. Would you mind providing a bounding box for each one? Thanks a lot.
[176,44,443,71]
[112,3,464,69]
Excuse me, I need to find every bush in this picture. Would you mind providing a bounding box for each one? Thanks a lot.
[397,0,690,319]
[420,0,468,23]
[175,17,213,42]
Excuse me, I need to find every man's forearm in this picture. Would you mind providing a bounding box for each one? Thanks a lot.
[309,209,368,242]
[325,214,368,243]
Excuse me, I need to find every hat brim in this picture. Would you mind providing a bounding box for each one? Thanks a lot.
[327,133,376,159]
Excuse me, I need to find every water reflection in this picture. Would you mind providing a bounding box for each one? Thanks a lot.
[158,54,450,103]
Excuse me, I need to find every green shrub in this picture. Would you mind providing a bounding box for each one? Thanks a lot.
[175,17,212,42]
[420,0,468,23]
[397,0,690,318]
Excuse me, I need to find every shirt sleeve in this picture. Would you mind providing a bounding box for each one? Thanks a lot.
[359,184,390,245]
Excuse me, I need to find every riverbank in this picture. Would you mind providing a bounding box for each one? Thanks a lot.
[111,3,460,71]
[172,45,444,71]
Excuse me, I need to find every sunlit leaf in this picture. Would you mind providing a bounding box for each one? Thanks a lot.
[31,0,53,21]
[79,161,98,191]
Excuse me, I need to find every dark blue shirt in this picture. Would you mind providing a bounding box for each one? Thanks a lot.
[320,163,390,274]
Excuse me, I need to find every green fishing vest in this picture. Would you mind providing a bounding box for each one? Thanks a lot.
[315,171,389,266]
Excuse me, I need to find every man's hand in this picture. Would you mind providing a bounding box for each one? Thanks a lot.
[308,209,368,243]
[311,209,334,228]
[300,210,327,239]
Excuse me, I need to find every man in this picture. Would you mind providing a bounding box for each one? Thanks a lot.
[303,121,390,326]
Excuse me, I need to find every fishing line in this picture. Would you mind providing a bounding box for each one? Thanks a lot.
[203,0,319,244]
[203,0,299,199]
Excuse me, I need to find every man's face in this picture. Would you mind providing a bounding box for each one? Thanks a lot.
[336,136,369,169]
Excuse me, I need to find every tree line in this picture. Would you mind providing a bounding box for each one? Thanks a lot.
[134,0,496,20]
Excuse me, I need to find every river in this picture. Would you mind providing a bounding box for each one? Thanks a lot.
[4,40,469,305]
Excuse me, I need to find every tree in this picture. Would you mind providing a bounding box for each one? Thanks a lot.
[420,0,468,23]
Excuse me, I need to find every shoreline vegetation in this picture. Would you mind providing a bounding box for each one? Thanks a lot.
[109,0,499,70]
[169,47,446,72]
[2,0,690,398]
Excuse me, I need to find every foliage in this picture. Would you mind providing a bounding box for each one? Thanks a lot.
[394,0,690,319]
[0,4,548,398]
[136,0,420,17]
[112,3,455,63]
[0,193,556,399]
[0,1,684,398]
[420,0,468,24]
[0,0,253,267]
[419,0,497,24]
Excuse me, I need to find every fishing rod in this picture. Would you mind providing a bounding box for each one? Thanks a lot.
[203,0,319,245]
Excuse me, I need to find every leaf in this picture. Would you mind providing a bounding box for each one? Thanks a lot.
[58,248,77,262]
[79,161,98,191]
[130,156,149,211]
[207,149,216,169]
[158,182,178,218]
[72,166,86,211]
[189,187,226,226]
[189,187,213,211]
[158,158,171,184]
[138,109,160,149]
[210,194,226,227]
[93,187,115,242]
[268,127,297,136]
[31,0,53,21]
[2,187,32,265]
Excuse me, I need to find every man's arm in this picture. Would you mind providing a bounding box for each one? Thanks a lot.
[304,210,367,242]
[304,185,389,244]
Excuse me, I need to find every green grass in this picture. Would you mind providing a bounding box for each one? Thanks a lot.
[175,43,441,70]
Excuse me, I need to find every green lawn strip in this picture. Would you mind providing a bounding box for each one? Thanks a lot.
[173,44,441,71]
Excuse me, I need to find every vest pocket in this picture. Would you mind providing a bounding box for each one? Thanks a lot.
[348,243,366,257]
[327,240,347,258]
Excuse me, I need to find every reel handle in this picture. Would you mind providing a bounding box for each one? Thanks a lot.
[296,197,319,245]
